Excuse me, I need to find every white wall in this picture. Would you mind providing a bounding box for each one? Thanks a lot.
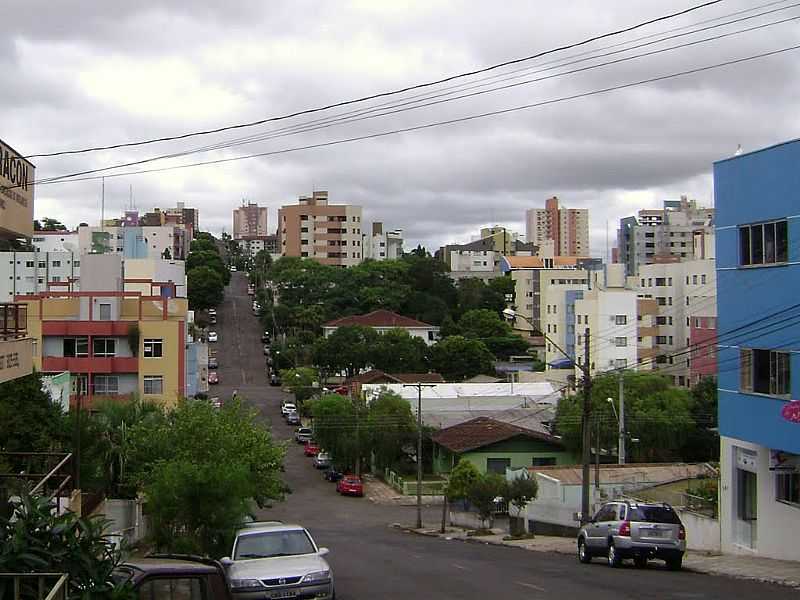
[0,252,81,301]
[720,436,800,561]
[678,509,720,553]
[32,232,80,253]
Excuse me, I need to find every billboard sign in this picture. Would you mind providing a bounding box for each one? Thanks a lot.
[0,338,33,384]
[0,138,34,238]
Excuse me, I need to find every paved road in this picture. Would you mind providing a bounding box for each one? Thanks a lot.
[213,273,790,600]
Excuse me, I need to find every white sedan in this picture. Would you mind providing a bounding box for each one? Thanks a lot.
[208,331,218,343]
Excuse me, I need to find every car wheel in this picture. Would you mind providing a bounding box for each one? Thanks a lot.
[634,556,648,569]
[607,541,622,568]
[578,539,592,564]
[666,556,683,571]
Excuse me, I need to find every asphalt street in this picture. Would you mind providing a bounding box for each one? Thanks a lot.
[211,273,791,600]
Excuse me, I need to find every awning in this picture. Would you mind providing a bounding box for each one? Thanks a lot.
[548,358,574,369]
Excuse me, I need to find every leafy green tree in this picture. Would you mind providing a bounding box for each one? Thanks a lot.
[466,473,507,527]
[445,459,481,500]
[186,250,226,276]
[280,367,319,405]
[187,266,224,310]
[481,336,531,360]
[34,217,68,232]
[127,398,284,556]
[0,372,66,455]
[458,309,512,339]
[0,489,132,600]
[371,329,429,373]
[190,238,218,255]
[310,394,368,472]
[367,390,416,470]
[554,371,695,462]
[681,376,719,462]
[312,326,378,378]
[430,336,494,381]
[507,476,539,518]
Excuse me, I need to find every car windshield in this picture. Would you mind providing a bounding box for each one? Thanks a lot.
[234,530,316,559]
[627,505,681,524]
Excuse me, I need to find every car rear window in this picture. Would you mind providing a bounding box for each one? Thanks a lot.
[627,505,680,524]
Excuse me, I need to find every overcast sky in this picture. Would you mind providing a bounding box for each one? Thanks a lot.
[4,0,799,255]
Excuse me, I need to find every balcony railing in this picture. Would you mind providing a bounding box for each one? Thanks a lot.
[0,303,27,340]
[0,573,69,600]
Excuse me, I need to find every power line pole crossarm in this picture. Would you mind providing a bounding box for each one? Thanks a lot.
[403,382,437,530]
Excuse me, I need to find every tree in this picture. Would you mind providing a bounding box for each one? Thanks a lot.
[367,390,416,470]
[555,371,695,462]
[187,266,224,310]
[681,376,719,462]
[190,237,218,254]
[186,250,226,275]
[458,309,513,339]
[445,459,481,501]
[127,398,284,556]
[312,326,378,378]
[0,372,66,455]
[310,394,368,472]
[506,476,539,518]
[0,490,131,600]
[371,329,429,373]
[280,367,319,405]
[466,473,507,528]
[34,217,68,232]
[430,336,494,381]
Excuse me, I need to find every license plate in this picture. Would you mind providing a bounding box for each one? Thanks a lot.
[271,592,296,599]
[646,528,667,538]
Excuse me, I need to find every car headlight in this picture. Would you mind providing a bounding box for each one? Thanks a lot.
[302,570,331,583]
[229,578,263,590]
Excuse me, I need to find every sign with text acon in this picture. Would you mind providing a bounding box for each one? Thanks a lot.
[0,137,34,239]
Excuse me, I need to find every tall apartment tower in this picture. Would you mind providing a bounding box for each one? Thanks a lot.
[233,202,269,240]
[278,191,363,267]
[525,196,589,256]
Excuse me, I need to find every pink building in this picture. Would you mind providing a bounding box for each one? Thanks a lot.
[689,316,717,384]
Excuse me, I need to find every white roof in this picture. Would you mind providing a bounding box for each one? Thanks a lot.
[363,382,559,413]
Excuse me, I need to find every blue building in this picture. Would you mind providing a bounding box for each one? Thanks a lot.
[714,138,800,560]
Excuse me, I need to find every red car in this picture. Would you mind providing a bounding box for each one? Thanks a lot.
[336,475,364,497]
[208,371,219,385]
[304,443,321,457]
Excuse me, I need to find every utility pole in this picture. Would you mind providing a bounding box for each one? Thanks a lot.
[581,327,592,525]
[594,414,600,490]
[618,371,626,465]
[403,382,436,530]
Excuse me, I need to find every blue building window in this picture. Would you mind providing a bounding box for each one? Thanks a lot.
[739,220,788,266]
[739,348,790,397]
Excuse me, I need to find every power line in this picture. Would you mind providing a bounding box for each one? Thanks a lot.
[18,42,800,190]
[23,0,725,159]
[29,10,800,188]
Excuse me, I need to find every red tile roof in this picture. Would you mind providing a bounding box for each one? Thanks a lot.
[432,416,561,453]
[323,309,434,329]
[347,369,445,385]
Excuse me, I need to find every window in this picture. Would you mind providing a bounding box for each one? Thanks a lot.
[93,375,119,395]
[701,274,707,284]
[615,358,628,369]
[51,276,61,282]
[25,260,34,267]
[656,316,667,325]
[740,348,790,396]
[655,277,666,286]
[692,275,698,285]
[93,338,116,357]
[740,220,788,266]
[38,261,46,268]
[143,376,164,395]
[487,458,511,474]
[51,260,61,267]
[776,472,800,505]
[532,457,557,467]
[144,338,163,358]
[428,331,436,341]
[135,577,205,600]
[98,303,111,320]
[615,315,627,325]
[656,336,668,344]
[614,337,627,347]
[668,336,673,345]
[63,337,89,357]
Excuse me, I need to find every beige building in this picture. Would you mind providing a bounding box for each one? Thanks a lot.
[233,202,269,240]
[278,191,363,267]
[526,197,589,257]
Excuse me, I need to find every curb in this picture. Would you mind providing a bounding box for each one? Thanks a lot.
[390,524,800,588]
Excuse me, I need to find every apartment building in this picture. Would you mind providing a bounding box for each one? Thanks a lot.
[362,223,403,261]
[236,234,279,260]
[278,191,363,267]
[526,197,589,257]
[0,137,35,383]
[77,224,188,260]
[233,202,269,240]
[32,230,80,253]
[635,236,716,387]
[713,138,800,562]
[21,254,188,408]
[0,252,81,300]
[616,196,714,276]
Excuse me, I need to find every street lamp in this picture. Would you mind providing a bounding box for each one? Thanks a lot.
[503,307,594,525]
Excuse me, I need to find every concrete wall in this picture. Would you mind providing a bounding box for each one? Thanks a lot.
[678,509,720,553]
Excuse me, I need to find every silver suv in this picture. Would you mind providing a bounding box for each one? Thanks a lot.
[577,501,686,570]
[223,522,334,599]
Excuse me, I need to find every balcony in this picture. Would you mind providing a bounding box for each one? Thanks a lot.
[43,356,138,374]
[0,303,33,383]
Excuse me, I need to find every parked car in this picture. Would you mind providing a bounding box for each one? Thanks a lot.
[209,315,217,325]
[577,501,686,570]
[324,468,343,483]
[230,265,237,272]
[295,427,313,444]
[208,371,219,385]
[115,555,233,599]
[286,411,301,426]
[281,402,296,416]
[304,443,321,457]
[208,357,218,369]
[263,345,271,356]
[210,397,222,409]
[208,331,218,343]
[270,374,282,386]
[261,332,270,343]
[313,452,331,469]
[223,522,334,600]
[208,308,217,316]
[336,475,364,497]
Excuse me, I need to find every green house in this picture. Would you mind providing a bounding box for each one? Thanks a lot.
[432,416,578,475]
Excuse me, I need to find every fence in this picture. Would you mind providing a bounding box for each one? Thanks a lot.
[383,469,447,496]
[0,574,68,600]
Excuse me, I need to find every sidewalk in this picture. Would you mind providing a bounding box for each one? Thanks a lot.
[363,475,443,506]
[395,525,800,588]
